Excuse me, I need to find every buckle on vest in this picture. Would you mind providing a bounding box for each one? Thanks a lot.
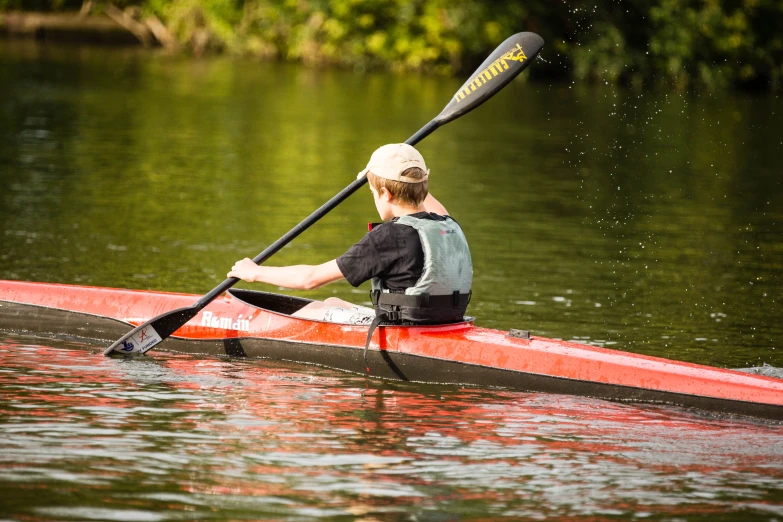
[386,309,402,322]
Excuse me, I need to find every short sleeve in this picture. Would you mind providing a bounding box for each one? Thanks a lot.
[336,221,425,290]
[336,227,388,287]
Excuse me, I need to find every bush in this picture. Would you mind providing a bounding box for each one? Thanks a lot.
[3,0,782,90]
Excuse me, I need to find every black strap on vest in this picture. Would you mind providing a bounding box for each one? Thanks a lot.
[363,291,471,373]
[370,291,471,309]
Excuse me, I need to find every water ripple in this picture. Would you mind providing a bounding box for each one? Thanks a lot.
[1,336,782,520]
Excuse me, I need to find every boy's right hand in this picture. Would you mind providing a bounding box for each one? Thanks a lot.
[228,258,259,282]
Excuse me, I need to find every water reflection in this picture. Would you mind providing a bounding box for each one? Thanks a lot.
[1,338,781,520]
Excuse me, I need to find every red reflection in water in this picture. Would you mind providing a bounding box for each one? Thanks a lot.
[1,338,782,520]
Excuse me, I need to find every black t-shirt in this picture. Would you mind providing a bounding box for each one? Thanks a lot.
[336,212,450,292]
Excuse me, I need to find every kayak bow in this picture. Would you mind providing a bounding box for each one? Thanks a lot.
[1,279,782,421]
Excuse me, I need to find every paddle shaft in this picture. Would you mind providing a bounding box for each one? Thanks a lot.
[194,120,440,310]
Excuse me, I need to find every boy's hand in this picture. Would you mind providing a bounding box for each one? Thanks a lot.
[228,258,259,282]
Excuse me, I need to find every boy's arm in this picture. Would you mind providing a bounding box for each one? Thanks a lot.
[422,193,449,215]
[227,259,345,290]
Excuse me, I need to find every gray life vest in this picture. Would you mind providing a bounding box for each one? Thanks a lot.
[370,214,473,325]
[362,214,473,374]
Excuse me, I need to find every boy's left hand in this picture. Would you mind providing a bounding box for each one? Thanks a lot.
[228,258,259,282]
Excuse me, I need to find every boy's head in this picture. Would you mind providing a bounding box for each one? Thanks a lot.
[360,144,429,209]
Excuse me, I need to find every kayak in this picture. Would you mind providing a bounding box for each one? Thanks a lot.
[1,279,782,421]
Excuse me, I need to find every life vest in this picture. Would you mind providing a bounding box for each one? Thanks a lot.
[364,214,472,371]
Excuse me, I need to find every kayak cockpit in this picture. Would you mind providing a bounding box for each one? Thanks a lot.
[227,288,314,316]
[226,288,475,326]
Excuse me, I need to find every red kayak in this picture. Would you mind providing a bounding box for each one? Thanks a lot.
[1,279,782,421]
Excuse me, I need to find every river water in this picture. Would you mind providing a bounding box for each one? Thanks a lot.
[0,40,782,520]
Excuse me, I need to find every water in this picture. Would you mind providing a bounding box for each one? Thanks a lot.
[2,336,783,521]
[1,40,782,519]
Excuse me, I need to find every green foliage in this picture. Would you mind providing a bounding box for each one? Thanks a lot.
[235,0,515,74]
[155,0,241,54]
[562,0,783,90]
[2,0,782,90]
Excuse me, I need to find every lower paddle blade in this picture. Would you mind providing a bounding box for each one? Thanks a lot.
[103,306,198,355]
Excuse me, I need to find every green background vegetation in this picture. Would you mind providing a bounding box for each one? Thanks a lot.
[2,0,782,90]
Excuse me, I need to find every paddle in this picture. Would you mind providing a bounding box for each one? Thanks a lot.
[104,31,544,356]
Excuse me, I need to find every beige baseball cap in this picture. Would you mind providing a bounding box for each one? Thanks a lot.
[358,143,429,183]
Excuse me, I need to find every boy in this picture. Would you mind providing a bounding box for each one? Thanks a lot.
[227,143,472,327]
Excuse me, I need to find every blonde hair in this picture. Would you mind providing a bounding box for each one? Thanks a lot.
[367,167,428,207]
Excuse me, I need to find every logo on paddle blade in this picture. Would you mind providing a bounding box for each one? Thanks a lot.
[453,43,528,104]
[116,325,164,353]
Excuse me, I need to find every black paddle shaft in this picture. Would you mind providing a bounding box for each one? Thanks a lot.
[105,31,543,355]
[198,31,545,308]
[195,119,441,309]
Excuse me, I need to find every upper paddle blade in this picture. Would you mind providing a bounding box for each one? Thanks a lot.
[437,32,544,126]
[103,306,199,355]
